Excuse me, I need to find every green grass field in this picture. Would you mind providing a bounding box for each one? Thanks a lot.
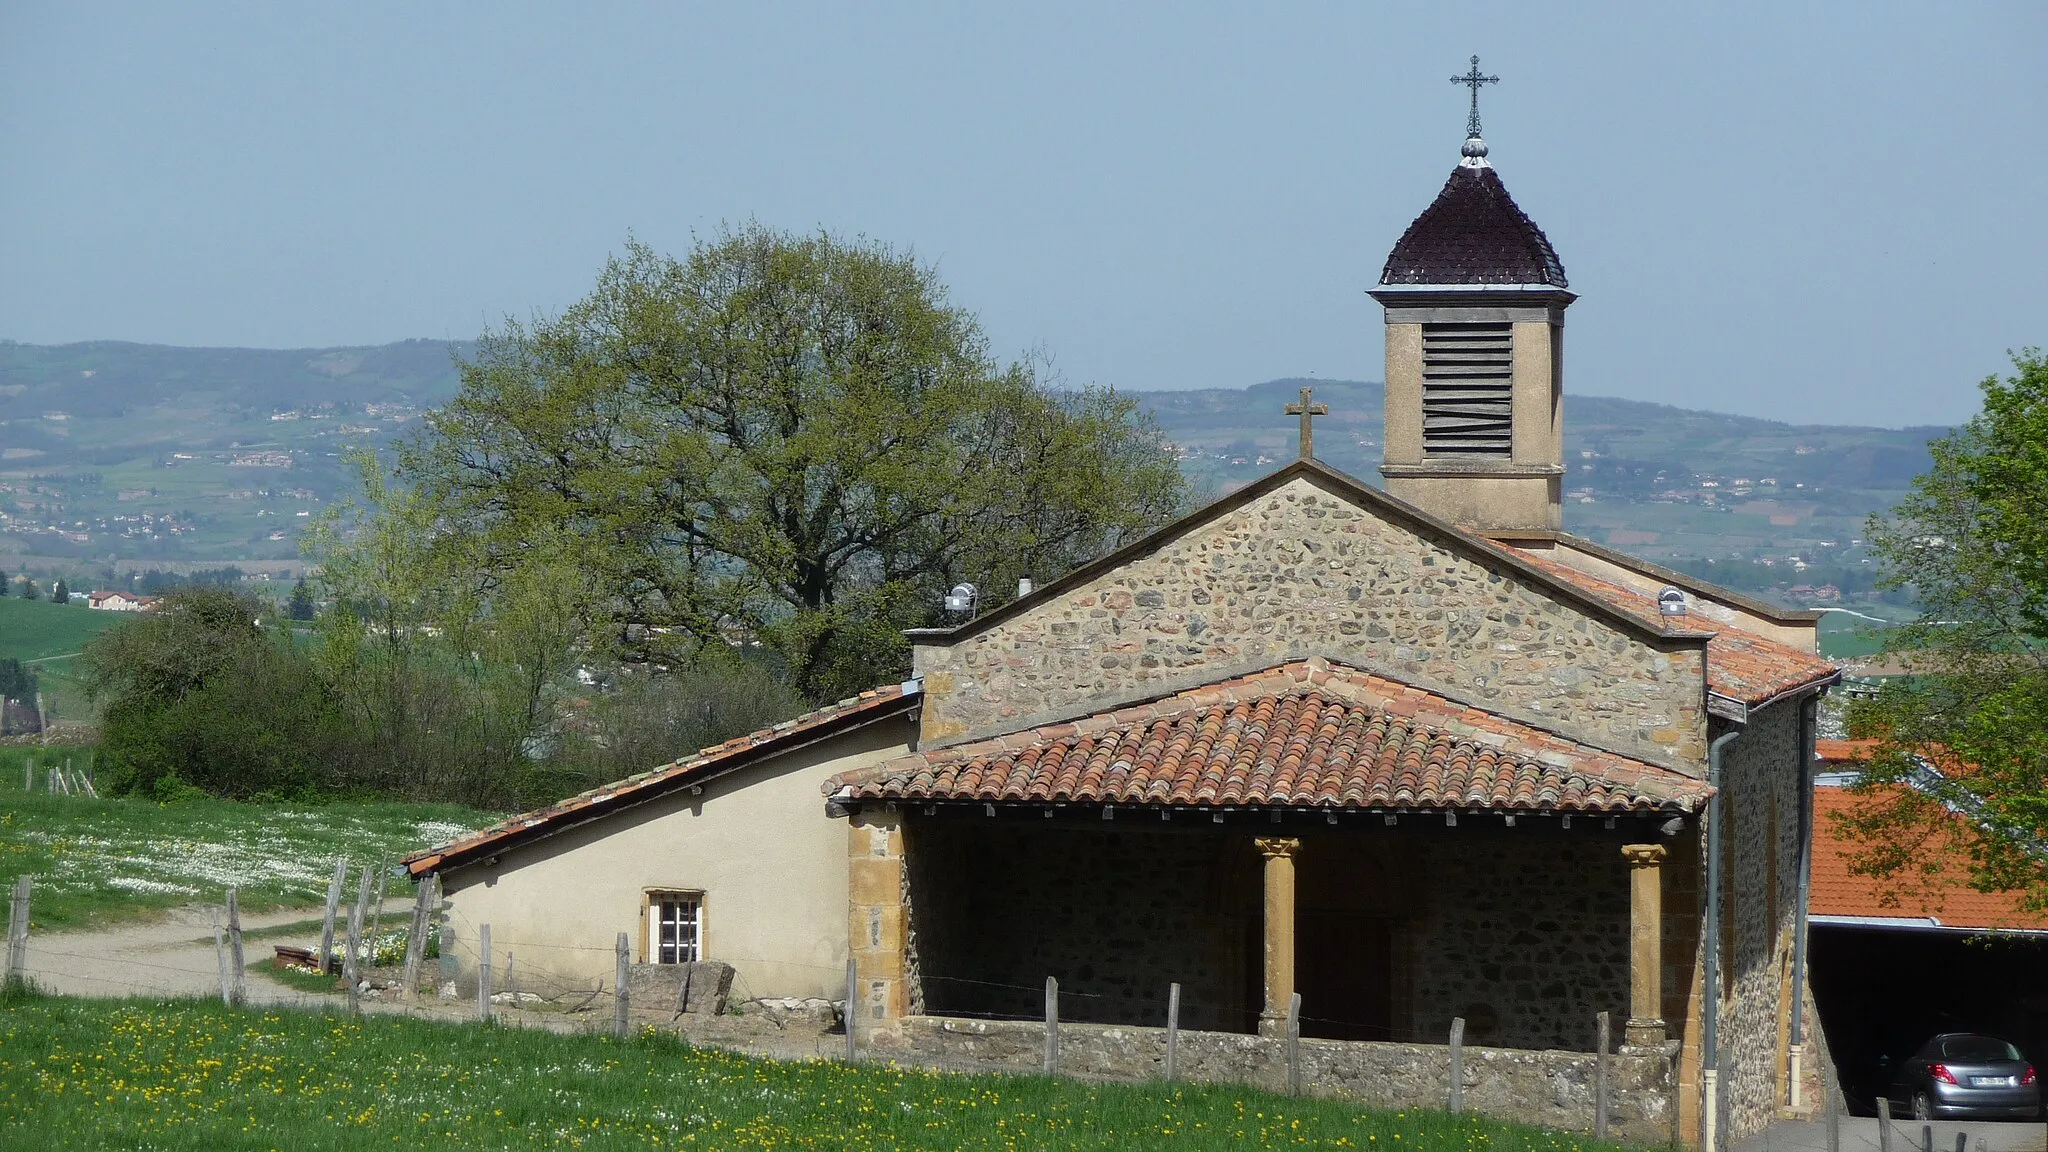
[0,754,493,930]
[1815,611,1897,660]
[0,994,1635,1152]
[0,595,124,723]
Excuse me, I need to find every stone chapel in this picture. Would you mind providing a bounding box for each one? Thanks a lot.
[409,95,1839,1149]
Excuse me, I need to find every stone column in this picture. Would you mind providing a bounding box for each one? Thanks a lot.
[849,809,909,1038]
[1255,837,1300,1038]
[1622,843,1668,1046]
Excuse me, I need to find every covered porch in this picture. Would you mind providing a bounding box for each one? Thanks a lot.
[829,661,1707,1059]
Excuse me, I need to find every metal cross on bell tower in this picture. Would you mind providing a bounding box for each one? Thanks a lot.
[1284,386,1329,460]
[1451,55,1498,140]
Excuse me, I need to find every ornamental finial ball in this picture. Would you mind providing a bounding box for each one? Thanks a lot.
[1461,136,1489,160]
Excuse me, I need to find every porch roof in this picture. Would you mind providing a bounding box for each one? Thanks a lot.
[829,659,1709,814]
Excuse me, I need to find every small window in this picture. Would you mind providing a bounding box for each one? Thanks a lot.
[646,891,703,965]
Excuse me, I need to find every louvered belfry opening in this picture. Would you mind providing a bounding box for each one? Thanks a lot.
[1422,322,1513,456]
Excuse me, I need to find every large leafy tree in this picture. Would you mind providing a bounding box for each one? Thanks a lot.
[1843,349,2048,907]
[402,226,1188,700]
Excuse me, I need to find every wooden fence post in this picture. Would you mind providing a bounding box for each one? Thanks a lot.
[6,876,30,984]
[21,757,30,793]
[401,879,431,1000]
[213,918,231,1006]
[368,864,390,944]
[506,952,516,1008]
[343,865,371,1014]
[614,932,630,1039]
[318,858,346,973]
[1595,1010,1611,1141]
[1826,1089,1841,1152]
[1876,1098,1893,1152]
[1165,982,1181,1082]
[1286,991,1303,1097]
[1448,1016,1466,1114]
[225,887,245,1007]
[843,956,858,1062]
[477,923,493,1022]
[1044,976,1060,1075]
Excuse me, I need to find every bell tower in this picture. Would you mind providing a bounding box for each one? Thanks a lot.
[1370,58,1573,533]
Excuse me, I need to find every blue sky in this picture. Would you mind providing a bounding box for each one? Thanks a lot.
[2,3,2042,426]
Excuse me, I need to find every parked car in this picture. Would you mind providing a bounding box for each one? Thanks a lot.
[1885,1034,2040,1120]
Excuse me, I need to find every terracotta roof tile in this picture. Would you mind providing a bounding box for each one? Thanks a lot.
[1501,545,1839,705]
[406,682,919,875]
[830,660,1706,814]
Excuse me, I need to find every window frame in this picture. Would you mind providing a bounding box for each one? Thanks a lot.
[642,889,706,966]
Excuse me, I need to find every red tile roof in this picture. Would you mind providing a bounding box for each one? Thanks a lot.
[406,683,920,876]
[829,659,1708,814]
[1811,741,2048,932]
[1502,546,1839,705]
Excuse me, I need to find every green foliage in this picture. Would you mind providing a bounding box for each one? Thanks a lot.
[16,578,37,600]
[79,587,338,799]
[0,658,34,704]
[1847,349,2048,906]
[287,576,315,621]
[0,996,1646,1152]
[404,227,1189,701]
[50,579,67,605]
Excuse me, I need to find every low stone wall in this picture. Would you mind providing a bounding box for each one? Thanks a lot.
[887,1016,1678,1146]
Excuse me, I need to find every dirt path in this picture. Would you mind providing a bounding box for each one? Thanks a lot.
[22,904,338,1006]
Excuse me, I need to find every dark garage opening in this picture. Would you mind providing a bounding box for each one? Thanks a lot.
[1810,924,2048,1115]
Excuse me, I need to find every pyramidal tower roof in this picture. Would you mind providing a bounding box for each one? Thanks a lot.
[1379,58,1567,290]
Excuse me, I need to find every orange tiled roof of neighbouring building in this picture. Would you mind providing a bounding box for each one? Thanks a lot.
[406,682,920,876]
[829,659,1708,814]
[1811,741,2048,933]
[1502,546,1840,705]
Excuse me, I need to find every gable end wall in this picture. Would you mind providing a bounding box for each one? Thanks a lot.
[915,476,1707,768]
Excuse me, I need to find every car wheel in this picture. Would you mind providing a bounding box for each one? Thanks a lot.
[1911,1091,1934,1122]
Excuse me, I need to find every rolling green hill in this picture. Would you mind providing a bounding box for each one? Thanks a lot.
[0,595,121,664]
[1,342,1939,615]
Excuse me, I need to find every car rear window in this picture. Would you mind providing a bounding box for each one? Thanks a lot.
[1942,1036,2023,1062]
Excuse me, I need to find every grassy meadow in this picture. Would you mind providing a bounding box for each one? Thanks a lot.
[0,751,492,931]
[0,595,122,723]
[0,994,1638,1152]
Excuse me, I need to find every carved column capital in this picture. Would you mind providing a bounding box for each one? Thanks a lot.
[1621,843,1668,868]
[1254,836,1302,859]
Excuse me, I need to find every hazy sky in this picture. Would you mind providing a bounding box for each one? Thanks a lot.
[3,4,2042,427]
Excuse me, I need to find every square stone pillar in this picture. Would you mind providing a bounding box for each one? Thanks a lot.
[1255,836,1300,1038]
[1623,843,1669,1046]
[849,809,909,1037]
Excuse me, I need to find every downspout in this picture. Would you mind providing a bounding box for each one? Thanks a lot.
[1788,695,1817,1111]
[1703,726,1743,1152]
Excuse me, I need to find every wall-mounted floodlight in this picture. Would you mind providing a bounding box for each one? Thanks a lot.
[1657,587,1688,617]
[943,583,979,614]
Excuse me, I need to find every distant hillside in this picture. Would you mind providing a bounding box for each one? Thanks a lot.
[0,343,1940,610]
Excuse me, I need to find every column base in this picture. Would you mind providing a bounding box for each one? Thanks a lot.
[1623,1016,1667,1047]
[1258,1012,1286,1039]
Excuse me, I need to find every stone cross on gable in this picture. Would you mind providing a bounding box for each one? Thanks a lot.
[1284,386,1329,460]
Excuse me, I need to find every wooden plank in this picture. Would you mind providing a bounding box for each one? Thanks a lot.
[613,932,630,1039]
[401,879,431,1001]
[1164,982,1180,1082]
[843,957,858,1062]
[1448,1016,1466,1113]
[1285,992,1302,1097]
[317,858,346,974]
[477,924,493,1022]
[1594,1010,1611,1141]
[1043,976,1059,1076]
[343,865,371,1015]
[6,876,31,983]
[225,888,245,1007]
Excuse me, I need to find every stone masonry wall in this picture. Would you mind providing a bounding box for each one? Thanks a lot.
[891,1016,1677,1146]
[905,821,1252,1032]
[1716,700,1804,1140]
[914,475,1707,768]
[1409,835,1632,1052]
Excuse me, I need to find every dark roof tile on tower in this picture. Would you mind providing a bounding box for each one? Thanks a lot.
[1380,165,1567,288]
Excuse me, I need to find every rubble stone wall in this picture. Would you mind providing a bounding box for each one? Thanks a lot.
[891,1016,1678,1146]
[914,475,1707,768]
